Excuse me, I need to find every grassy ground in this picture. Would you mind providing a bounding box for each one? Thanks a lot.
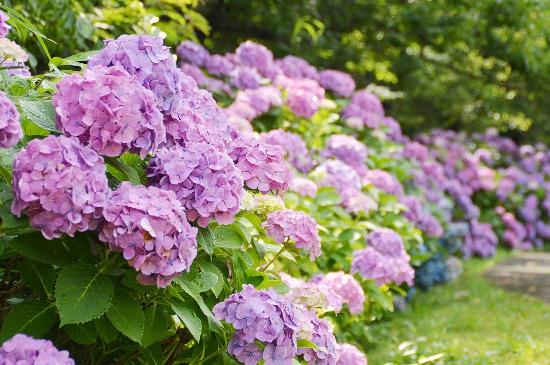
[364,250,550,365]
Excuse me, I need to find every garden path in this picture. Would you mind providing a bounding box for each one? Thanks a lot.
[484,252,550,302]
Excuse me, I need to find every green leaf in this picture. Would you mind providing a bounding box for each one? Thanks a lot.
[196,272,218,292]
[0,300,56,342]
[173,275,221,326]
[214,227,244,249]
[314,187,342,206]
[141,306,168,348]
[197,226,215,255]
[65,50,99,62]
[94,315,119,344]
[63,321,97,344]
[297,339,321,350]
[142,342,163,365]
[106,291,145,344]
[18,100,57,132]
[198,262,224,297]
[56,263,114,325]
[171,302,202,342]
[20,258,56,299]
[8,232,74,266]
[104,156,141,185]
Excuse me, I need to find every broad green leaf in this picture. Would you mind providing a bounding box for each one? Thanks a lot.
[314,187,342,206]
[173,275,221,326]
[8,232,74,266]
[171,302,202,342]
[0,300,56,342]
[142,342,163,365]
[297,339,327,352]
[214,226,244,249]
[63,321,97,344]
[20,258,56,299]
[141,306,168,348]
[104,156,141,185]
[198,262,224,297]
[64,50,99,63]
[197,226,215,255]
[94,315,119,344]
[106,292,145,344]
[18,100,57,132]
[56,263,114,325]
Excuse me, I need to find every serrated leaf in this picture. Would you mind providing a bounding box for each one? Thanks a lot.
[0,300,56,342]
[142,342,163,365]
[173,275,221,326]
[18,100,57,132]
[214,227,244,249]
[104,156,141,185]
[56,263,114,325]
[142,306,168,348]
[63,321,97,344]
[106,291,144,343]
[8,232,74,266]
[198,262,224,297]
[94,315,119,344]
[197,226,215,255]
[171,302,202,342]
[20,258,56,299]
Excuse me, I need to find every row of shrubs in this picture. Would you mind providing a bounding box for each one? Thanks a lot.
[0,6,548,364]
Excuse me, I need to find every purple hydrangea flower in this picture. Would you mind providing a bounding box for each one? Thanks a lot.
[213,284,302,365]
[520,194,540,223]
[88,34,190,115]
[342,90,384,129]
[176,40,210,67]
[230,66,261,90]
[323,134,368,172]
[180,63,206,86]
[147,143,244,228]
[275,55,319,80]
[312,272,365,315]
[0,9,10,37]
[235,86,283,117]
[297,309,339,365]
[236,41,274,73]
[11,135,110,240]
[205,54,235,76]
[260,129,314,172]
[362,169,404,196]
[318,70,355,97]
[228,130,294,194]
[382,116,404,142]
[461,220,498,259]
[365,228,405,258]
[53,65,165,158]
[289,177,318,198]
[0,91,22,148]
[402,141,429,162]
[262,209,321,260]
[275,76,325,118]
[0,59,31,77]
[0,334,74,364]
[336,343,367,365]
[100,182,198,288]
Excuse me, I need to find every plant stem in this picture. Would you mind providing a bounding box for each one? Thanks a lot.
[260,246,286,272]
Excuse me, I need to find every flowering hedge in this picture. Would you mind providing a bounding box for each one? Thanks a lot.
[1,6,549,364]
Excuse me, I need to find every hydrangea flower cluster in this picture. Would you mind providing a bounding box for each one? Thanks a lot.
[382,116,404,142]
[260,129,313,172]
[147,143,244,227]
[289,177,318,198]
[400,196,443,238]
[297,309,339,365]
[230,66,261,90]
[311,272,365,315]
[236,40,274,73]
[262,209,321,260]
[180,63,206,86]
[0,334,74,364]
[100,182,198,287]
[323,134,368,173]
[280,272,343,313]
[88,34,189,114]
[176,40,210,67]
[461,220,498,259]
[53,65,164,158]
[351,229,414,286]
[11,135,110,239]
[0,91,22,148]
[213,284,302,365]
[362,169,404,196]
[234,86,283,117]
[229,131,294,194]
[0,38,27,63]
[281,77,325,118]
[336,344,368,365]
[0,8,10,37]
[205,54,234,76]
[275,55,318,80]
[342,90,384,129]
[318,70,356,97]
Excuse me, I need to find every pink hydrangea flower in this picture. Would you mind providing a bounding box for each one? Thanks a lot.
[0,91,22,148]
[230,66,261,90]
[236,41,274,73]
[336,343,367,365]
[289,177,318,198]
[53,65,165,158]
[342,90,384,129]
[205,53,235,76]
[263,209,321,260]
[100,182,198,288]
[11,135,110,239]
[176,40,210,67]
[0,8,10,37]
[275,55,319,80]
[318,70,355,97]
[0,334,74,364]
[312,272,365,315]
[260,129,313,172]
[147,143,244,227]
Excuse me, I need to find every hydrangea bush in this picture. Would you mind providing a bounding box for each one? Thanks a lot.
[2,11,550,364]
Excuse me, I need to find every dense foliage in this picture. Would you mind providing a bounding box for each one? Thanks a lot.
[2,4,550,364]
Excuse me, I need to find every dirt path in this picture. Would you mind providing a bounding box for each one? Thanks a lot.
[484,252,550,302]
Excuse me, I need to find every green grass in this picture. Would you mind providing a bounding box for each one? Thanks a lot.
[365,250,550,365]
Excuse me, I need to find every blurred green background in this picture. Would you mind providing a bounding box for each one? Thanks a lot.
[8,0,550,142]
